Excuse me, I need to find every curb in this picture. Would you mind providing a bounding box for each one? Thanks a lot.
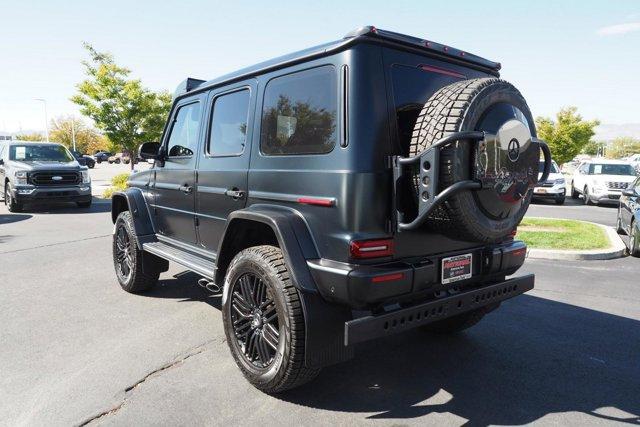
[526,219,626,261]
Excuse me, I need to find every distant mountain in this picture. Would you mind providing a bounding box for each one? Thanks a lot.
[593,124,640,142]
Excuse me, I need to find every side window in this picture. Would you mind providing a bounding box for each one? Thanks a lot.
[166,102,201,158]
[261,66,337,155]
[208,89,250,156]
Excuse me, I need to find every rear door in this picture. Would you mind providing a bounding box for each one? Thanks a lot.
[153,96,204,245]
[195,81,256,251]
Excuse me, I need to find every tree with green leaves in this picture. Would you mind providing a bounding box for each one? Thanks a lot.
[581,140,606,157]
[535,107,599,165]
[71,43,172,169]
[49,116,109,154]
[605,137,640,159]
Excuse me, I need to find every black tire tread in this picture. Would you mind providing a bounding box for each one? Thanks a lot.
[113,211,159,293]
[225,245,319,393]
[409,78,533,242]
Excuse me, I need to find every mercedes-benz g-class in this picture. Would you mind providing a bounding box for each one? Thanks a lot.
[110,26,551,393]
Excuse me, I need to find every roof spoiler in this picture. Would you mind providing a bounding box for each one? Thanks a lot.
[173,78,206,100]
[344,26,501,71]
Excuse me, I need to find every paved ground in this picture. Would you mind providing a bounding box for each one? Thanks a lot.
[1,197,639,426]
[528,196,619,228]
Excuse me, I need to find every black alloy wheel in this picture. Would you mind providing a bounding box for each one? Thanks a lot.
[230,273,280,369]
[114,221,134,283]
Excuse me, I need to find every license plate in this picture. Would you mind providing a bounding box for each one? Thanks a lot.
[441,253,473,284]
[534,188,546,194]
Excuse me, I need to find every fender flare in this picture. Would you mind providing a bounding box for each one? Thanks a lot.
[111,188,155,248]
[216,204,354,368]
[215,204,319,293]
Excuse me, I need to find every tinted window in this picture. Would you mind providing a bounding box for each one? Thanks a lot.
[9,144,73,162]
[208,89,250,156]
[588,163,635,176]
[261,66,337,155]
[391,65,462,155]
[167,102,201,157]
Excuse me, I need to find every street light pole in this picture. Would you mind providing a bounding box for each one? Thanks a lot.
[71,119,76,151]
[34,98,49,142]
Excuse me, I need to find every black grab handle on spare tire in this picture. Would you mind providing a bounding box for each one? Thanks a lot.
[536,139,552,184]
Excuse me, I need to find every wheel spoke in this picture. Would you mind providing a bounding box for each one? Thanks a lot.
[263,324,279,351]
[245,330,258,360]
[233,292,252,313]
[256,334,272,365]
[263,304,277,323]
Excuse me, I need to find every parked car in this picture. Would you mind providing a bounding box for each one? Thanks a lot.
[533,160,565,204]
[0,141,92,211]
[93,151,112,163]
[71,150,95,168]
[109,26,550,393]
[107,153,138,165]
[570,159,637,205]
[616,176,640,256]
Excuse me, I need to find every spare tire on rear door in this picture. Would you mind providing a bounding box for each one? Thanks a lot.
[409,78,538,243]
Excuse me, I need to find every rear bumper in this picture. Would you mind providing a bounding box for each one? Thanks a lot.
[344,274,534,346]
[532,186,565,199]
[308,240,527,308]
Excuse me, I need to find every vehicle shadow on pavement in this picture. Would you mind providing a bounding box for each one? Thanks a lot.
[140,271,221,310]
[278,295,640,425]
[0,214,32,224]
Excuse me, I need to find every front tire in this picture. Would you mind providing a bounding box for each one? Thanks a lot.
[571,184,579,199]
[222,245,319,393]
[583,187,593,205]
[113,211,159,293]
[4,183,22,212]
[555,195,566,205]
[616,209,626,235]
[629,221,640,257]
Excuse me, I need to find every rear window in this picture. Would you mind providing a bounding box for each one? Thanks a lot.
[391,64,462,155]
[260,66,337,155]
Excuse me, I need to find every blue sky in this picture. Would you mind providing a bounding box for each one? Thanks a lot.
[1,0,639,133]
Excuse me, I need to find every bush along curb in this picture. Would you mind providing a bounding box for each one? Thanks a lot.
[525,220,626,261]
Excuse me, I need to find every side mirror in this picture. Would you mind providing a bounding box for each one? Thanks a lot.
[622,188,636,197]
[138,142,162,160]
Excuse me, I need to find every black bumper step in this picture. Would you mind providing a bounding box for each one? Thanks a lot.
[344,274,534,346]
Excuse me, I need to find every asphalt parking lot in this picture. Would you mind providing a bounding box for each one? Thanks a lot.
[1,186,639,425]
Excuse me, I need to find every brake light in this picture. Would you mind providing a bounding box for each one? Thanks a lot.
[510,228,518,237]
[297,197,334,207]
[349,238,394,259]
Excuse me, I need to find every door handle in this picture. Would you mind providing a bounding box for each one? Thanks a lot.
[179,184,192,194]
[224,188,245,199]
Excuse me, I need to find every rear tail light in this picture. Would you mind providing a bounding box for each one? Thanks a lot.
[349,238,394,259]
[510,228,518,238]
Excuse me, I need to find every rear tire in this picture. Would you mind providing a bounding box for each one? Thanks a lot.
[222,245,320,393]
[113,211,160,293]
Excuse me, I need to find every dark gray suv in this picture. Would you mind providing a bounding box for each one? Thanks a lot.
[0,141,92,211]
[110,26,551,393]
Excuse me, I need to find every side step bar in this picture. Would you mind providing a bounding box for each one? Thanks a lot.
[143,241,215,279]
[344,274,534,346]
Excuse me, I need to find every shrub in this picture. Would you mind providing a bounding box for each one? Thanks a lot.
[102,173,130,198]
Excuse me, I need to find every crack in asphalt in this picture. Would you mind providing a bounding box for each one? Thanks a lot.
[0,234,111,254]
[78,341,215,426]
